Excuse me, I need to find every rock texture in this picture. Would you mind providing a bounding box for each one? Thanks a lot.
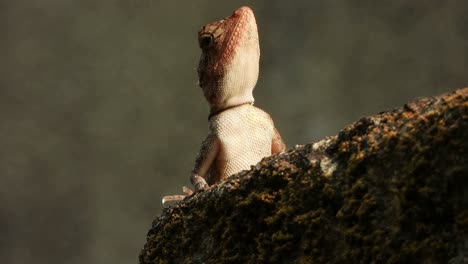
[140,88,468,264]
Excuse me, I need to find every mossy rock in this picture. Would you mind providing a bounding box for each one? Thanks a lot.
[140,88,468,264]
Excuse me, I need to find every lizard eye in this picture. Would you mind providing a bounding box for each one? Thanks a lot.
[199,34,214,49]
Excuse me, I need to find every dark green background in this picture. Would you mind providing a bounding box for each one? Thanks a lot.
[2,1,467,263]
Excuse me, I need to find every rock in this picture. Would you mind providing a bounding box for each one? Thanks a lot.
[140,88,468,264]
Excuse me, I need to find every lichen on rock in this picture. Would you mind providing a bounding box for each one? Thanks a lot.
[140,88,468,264]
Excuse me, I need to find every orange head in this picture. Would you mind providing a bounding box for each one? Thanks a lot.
[197,6,260,112]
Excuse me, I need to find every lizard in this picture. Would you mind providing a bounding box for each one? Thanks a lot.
[162,6,286,204]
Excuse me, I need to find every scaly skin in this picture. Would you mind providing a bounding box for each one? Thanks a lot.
[163,6,285,204]
[191,6,286,190]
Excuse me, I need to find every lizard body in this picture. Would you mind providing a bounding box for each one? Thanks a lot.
[163,6,285,204]
[191,6,286,190]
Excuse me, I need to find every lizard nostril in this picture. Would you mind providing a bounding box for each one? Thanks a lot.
[199,34,214,49]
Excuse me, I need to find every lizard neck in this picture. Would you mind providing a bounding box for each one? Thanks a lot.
[208,101,253,120]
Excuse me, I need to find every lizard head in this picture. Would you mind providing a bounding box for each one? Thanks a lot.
[197,6,260,112]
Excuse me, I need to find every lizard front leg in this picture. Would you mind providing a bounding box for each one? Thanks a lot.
[271,127,286,154]
[162,133,218,205]
[190,132,220,191]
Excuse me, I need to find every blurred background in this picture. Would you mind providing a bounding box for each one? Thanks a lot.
[1,0,467,263]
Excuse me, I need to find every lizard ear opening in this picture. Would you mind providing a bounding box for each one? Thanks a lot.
[199,34,214,49]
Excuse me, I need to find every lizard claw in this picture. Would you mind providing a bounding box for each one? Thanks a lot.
[161,186,195,206]
[194,181,209,191]
[161,194,186,205]
[191,174,209,191]
[182,186,194,195]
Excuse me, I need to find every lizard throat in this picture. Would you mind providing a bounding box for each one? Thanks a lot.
[208,102,254,120]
